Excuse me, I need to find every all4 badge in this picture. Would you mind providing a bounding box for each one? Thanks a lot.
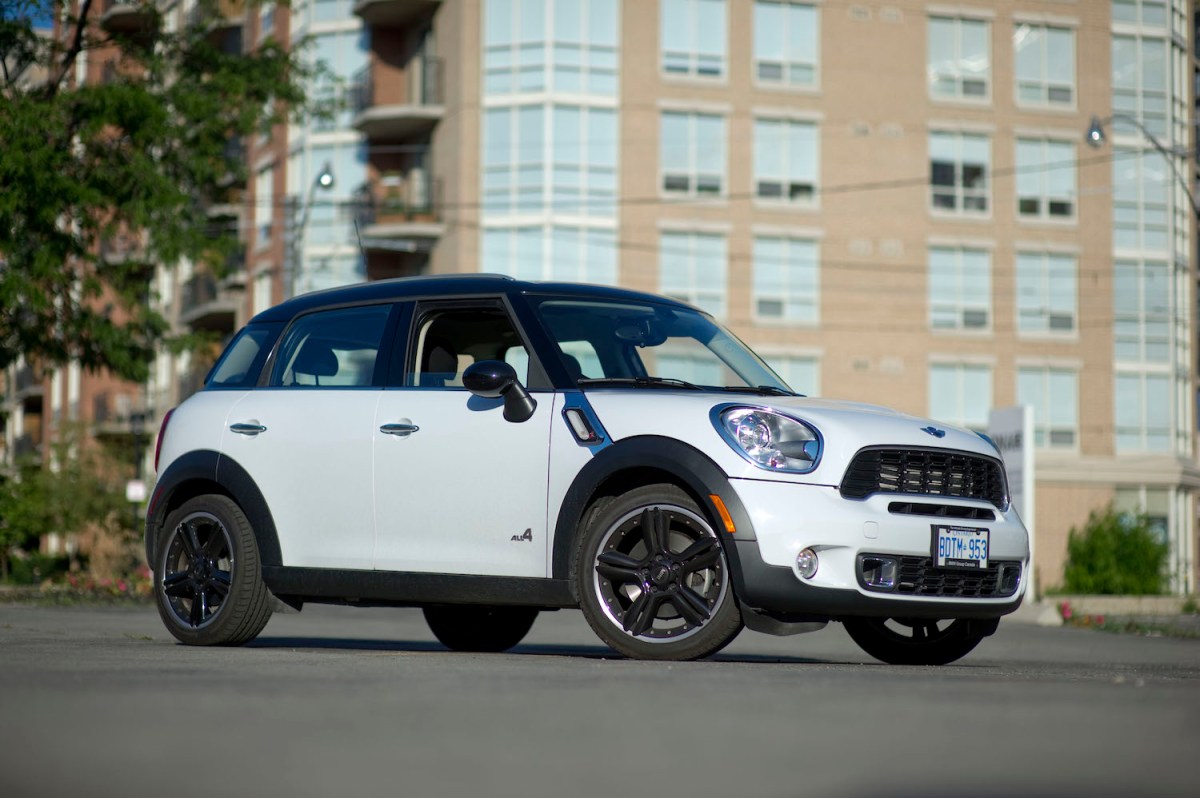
[511,528,533,542]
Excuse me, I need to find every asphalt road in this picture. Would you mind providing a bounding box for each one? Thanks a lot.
[1,602,1197,798]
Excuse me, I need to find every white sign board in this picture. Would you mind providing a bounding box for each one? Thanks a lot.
[988,406,1035,591]
[125,479,147,504]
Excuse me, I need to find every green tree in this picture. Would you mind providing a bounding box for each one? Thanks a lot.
[0,426,132,581]
[1062,505,1168,595]
[0,0,318,381]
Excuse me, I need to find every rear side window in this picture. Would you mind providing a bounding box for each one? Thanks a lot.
[206,323,281,389]
[271,305,393,388]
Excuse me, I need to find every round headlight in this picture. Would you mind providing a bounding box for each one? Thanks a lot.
[717,407,820,473]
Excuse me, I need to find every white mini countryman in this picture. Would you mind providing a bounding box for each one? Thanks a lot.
[148,276,1029,664]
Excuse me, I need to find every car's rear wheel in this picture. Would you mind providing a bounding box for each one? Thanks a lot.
[155,494,272,646]
[576,484,742,660]
[843,617,995,665]
[423,605,539,652]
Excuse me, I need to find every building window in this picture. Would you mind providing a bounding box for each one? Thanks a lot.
[1112,0,1169,28]
[1114,486,1170,544]
[660,230,727,318]
[927,16,989,100]
[930,131,989,214]
[482,224,617,284]
[1017,367,1078,448]
[1115,371,1170,452]
[1112,34,1168,138]
[311,29,370,131]
[1013,24,1075,106]
[753,118,818,204]
[1114,258,1171,363]
[254,165,274,250]
[1016,252,1076,334]
[661,111,726,197]
[483,104,618,217]
[752,236,818,324]
[1113,149,1170,252]
[929,362,992,432]
[484,0,619,96]
[929,246,990,331]
[1016,138,1076,220]
[753,1,818,86]
[763,354,819,396]
[661,0,726,78]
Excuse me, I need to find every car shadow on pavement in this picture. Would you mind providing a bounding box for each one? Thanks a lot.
[245,636,840,664]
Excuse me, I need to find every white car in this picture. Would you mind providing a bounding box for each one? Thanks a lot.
[147,276,1028,664]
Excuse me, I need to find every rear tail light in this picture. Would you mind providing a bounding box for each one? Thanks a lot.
[154,408,175,473]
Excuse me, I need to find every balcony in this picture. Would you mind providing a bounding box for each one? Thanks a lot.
[100,0,157,38]
[180,273,239,333]
[206,186,244,220]
[354,0,441,27]
[92,393,150,440]
[187,0,246,48]
[13,364,44,402]
[354,172,443,252]
[351,60,444,141]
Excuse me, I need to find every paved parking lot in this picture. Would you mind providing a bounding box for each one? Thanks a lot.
[1,602,1197,798]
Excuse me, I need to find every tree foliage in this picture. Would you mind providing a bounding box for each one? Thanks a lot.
[1062,505,1168,596]
[0,0,319,381]
[0,426,131,580]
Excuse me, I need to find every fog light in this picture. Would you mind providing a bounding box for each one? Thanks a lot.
[796,548,818,579]
[861,556,898,590]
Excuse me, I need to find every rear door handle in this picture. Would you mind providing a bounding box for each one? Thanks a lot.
[380,423,420,437]
[230,422,267,436]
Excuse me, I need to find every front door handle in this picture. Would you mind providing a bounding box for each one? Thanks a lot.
[380,422,420,437]
[230,422,267,436]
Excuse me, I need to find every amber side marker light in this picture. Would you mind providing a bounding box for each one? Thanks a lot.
[709,494,736,534]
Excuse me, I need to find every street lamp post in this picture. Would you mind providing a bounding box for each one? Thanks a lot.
[1085,113,1198,216]
[285,161,336,299]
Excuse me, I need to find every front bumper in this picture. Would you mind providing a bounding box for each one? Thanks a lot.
[725,478,1029,620]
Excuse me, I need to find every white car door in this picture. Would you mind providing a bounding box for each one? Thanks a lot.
[372,301,553,577]
[219,303,395,570]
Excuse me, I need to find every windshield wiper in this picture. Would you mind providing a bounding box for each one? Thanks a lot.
[718,385,799,397]
[576,376,704,391]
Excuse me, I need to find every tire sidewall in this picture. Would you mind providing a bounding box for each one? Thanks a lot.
[844,617,984,666]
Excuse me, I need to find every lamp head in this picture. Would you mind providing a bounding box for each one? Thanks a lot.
[1085,116,1106,148]
[316,162,335,190]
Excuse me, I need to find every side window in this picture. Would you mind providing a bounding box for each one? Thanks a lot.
[270,305,392,388]
[408,306,530,388]
[206,322,282,388]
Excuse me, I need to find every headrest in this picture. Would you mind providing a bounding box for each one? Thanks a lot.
[293,339,339,378]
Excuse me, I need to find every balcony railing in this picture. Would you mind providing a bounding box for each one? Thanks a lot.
[180,272,238,333]
[350,56,443,115]
[355,172,441,228]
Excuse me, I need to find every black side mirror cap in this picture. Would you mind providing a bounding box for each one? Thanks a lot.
[463,361,537,423]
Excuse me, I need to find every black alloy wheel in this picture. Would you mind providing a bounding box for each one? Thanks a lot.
[154,494,272,646]
[577,484,742,660]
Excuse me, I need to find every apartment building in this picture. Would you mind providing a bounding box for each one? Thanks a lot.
[7,0,1195,594]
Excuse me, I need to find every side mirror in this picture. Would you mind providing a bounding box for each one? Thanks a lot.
[462,360,537,423]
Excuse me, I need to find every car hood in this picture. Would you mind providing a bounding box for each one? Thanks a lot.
[582,390,1002,486]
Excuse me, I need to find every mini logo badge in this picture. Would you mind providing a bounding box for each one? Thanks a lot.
[921,426,946,438]
[511,528,533,542]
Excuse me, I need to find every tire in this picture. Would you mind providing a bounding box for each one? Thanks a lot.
[843,617,994,666]
[154,494,272,646]
[423,605,539,652]
[575,484,742,660]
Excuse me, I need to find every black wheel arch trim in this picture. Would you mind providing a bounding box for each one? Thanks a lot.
[551,435,757,596]
[145,450,282,571]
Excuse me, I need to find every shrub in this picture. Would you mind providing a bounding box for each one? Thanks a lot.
[1061,505,1167,595]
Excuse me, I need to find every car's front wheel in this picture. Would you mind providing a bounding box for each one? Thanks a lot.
[843,617,997,665]
[576,484,742,660]
[423,605,539,652]
[154,494,273,646]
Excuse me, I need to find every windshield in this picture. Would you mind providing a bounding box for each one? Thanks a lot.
[531,298,793,394]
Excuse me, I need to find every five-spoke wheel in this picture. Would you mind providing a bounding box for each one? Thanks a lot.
[154,495,272,646]
[577,484,742,660]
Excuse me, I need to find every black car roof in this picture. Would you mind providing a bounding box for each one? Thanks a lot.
[250,274,699,323]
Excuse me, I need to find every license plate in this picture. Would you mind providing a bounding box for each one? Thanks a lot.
[932,525,989,569]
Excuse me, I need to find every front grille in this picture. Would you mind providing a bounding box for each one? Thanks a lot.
[887,501,996,521]
[840,447,1007,509]
[859,554,1022,598]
